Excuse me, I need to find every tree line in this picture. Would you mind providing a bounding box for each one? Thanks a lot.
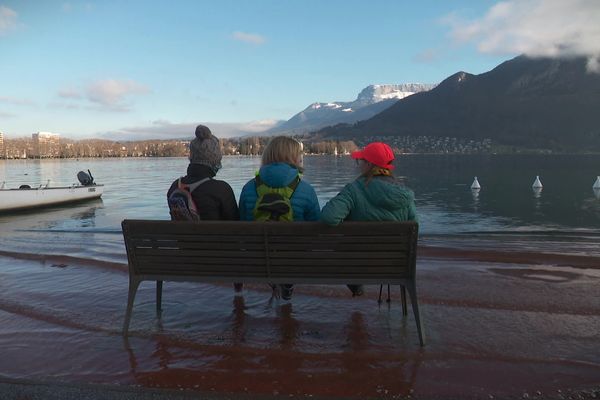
[1,136,358,159]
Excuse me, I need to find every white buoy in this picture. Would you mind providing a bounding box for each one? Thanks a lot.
[470,177,481,190]
[532,176,543,189]
[593,176,600,190]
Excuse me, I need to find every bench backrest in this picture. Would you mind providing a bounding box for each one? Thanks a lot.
[121,220,419,285]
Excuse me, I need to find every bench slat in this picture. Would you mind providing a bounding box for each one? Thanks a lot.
[134,256,267,266]
[268,236,409,244]
[267,251,407,259]
[133,249,406,260]
[134,262,405,273]
[132,248,266,258]
[132,242,266,250]
[129,235,265,244]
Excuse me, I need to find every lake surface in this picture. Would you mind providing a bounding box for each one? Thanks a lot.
[1,154,599,261]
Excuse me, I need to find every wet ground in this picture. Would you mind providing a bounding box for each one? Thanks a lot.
[0,247,599,399]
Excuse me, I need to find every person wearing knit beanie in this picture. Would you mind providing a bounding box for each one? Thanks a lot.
[189,124,222,173]
[167,124,238,221]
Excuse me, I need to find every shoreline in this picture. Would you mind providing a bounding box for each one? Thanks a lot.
[418,244,600,269]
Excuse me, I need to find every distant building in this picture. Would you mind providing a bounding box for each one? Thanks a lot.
[0,132,5,159]
[32,131,60,158]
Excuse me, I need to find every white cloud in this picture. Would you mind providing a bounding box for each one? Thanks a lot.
[242,119,281,132]
[0,96,34,106]
[0,110,16,118]
[61,2,93,13]
[446,0,600,72]
[58,88,82,99]
[231,31,266,45]
[414,48,442,63]
[100,119,280,141]
[0,5,17,35]
[85,79,150,111]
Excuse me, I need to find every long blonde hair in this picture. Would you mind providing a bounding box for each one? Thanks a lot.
[262,136,304,171]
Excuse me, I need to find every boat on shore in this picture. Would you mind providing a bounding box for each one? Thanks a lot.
[0,170,103,213]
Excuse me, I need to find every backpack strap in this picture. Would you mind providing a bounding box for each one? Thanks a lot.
[182,177,211,193]
[255,174,300,194]
[288,175,300,192]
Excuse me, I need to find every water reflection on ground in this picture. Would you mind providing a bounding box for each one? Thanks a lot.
[1,252,598,398]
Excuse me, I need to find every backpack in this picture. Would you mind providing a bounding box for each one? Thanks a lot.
[253,174,300,221]
[168,177,210,221]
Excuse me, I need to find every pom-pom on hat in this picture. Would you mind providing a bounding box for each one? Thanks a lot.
[189,124,222,172]
[351,142,395,170]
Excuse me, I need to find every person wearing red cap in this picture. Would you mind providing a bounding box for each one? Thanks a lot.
[320,142,417,296]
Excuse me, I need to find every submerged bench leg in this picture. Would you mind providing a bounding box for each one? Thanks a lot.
[406,282,426,346]
[401,285,408,316]
[156,280,163,313]
[123,278,141,336]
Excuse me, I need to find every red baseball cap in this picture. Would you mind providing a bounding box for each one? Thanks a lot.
[351,142,395,170]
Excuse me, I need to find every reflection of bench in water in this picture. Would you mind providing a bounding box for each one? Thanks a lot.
[121,219,425,346]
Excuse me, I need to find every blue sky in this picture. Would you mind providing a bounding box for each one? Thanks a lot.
[1,1,598,140]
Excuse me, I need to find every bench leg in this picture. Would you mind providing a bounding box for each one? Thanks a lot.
[378,284,392,304]
[156,280,163,313]
[406,282,426,346]
[123,277,141,336]
[387,284,391,303]
[401,285,408,316]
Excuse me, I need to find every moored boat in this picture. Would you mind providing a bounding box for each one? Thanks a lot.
[0,170,104,212]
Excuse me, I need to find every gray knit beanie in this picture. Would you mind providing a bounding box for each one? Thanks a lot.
[189,125,222,172]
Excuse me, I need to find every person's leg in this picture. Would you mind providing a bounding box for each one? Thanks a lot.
[234,283,243,294]
[280,284,294,300]
[347,284,364,297]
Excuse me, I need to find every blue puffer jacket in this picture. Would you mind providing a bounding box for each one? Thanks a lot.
[239,163,321,221]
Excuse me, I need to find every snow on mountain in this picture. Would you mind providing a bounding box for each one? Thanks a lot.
[267,83,437,135]
[354,84,437,107]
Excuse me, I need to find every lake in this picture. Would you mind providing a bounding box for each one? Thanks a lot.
[1,154,599,262]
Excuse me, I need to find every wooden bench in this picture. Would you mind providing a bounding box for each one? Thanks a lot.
[121,219,425,345]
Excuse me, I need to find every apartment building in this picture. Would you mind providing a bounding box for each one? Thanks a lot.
[32,131,60,158]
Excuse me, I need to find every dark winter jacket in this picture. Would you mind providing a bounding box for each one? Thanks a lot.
[321,176,417,225]
[239,162,321,221]
[167,164,239,221]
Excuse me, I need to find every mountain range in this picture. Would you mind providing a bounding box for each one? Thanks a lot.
[265,84,436,135]
[316,55,600,152]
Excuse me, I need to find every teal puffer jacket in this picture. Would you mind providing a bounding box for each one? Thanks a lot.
[321,176,417,225]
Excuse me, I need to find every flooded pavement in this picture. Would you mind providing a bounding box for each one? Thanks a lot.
[0,249,599,399]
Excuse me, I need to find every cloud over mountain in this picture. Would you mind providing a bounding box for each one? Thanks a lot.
[447,0,600,72]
